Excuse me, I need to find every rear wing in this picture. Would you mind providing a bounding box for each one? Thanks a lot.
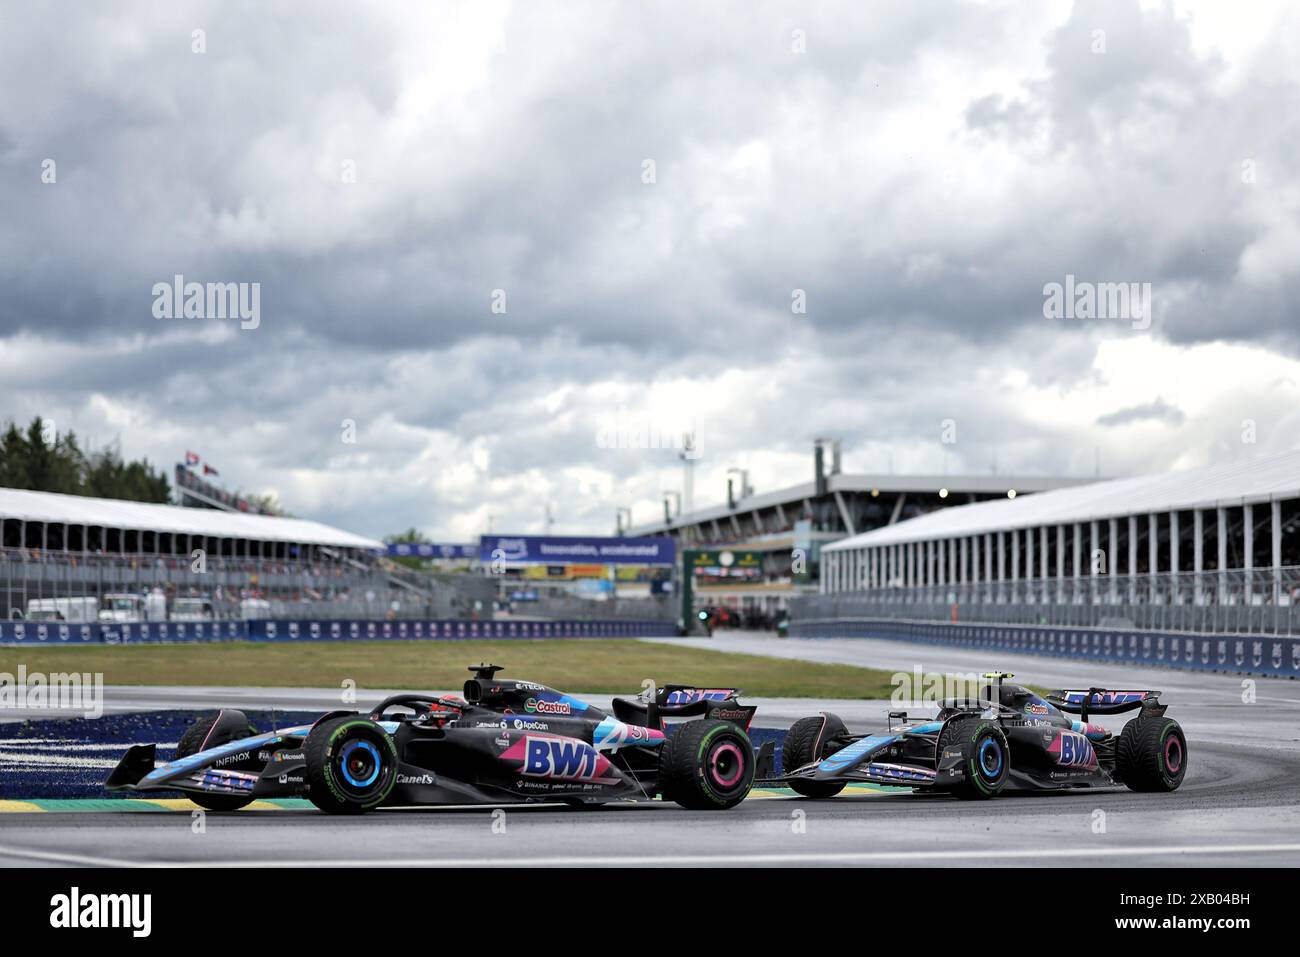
[1046,688,1162,721]
[660,686,740,706]
[653,686,752,728]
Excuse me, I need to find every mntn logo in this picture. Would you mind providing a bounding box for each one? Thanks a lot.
[523,737,599,780]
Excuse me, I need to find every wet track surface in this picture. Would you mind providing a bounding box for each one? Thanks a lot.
[2,736,1298,867]
[2,632,1298,866]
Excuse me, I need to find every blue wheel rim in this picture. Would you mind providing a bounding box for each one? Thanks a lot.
[339,739,382,788]
[978,737,1002,778]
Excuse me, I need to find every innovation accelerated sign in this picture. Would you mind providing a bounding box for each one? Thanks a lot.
[480,535,676,566]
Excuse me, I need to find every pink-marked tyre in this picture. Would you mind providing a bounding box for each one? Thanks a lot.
[176,712,257,812]
[1117,717,1187,792]
[659,719,755,810]
[782,714,848,798]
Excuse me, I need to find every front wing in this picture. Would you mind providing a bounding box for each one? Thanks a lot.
[106,724,317,800]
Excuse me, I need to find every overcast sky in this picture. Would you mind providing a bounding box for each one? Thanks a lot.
[3,0,1299,541]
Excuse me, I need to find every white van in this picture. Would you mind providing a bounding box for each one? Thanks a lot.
[99,593,144,623]
[171,597,215,622]
[25,596,100,623]
[239,598,271,619]
[98,591,167,624]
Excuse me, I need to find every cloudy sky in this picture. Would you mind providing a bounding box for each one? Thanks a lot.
[3,0,1299,541]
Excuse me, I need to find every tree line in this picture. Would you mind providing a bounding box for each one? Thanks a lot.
[0,417,170,503]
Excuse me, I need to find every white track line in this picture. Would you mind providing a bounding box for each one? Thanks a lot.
[3,842,1300,868]
[0,751,120,769]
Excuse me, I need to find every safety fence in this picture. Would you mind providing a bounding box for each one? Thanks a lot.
[789,616,1300,678]
[512,594,676,622]
[804,566,1300,636]
[0,544,469,622]
[0,616,678,645]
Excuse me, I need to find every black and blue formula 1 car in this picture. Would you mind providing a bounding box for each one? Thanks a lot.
[106,664,764,813]
[775,673,1186,800]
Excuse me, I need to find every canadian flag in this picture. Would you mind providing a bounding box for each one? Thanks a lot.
[185,451,200,466]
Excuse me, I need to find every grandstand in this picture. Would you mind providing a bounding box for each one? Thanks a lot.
[174,463,279,515]
[0,485,469,622]
[626,443,1089,623]
[627,471,1087,546]
[804,449,1300,636]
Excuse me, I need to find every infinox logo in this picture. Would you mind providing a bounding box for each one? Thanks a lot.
[524,697,571,716]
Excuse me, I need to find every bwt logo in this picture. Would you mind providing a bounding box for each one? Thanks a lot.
[523,737,601,780]
[493,539,529,561]
[152,274,260,330]
[1051,732,1097,769]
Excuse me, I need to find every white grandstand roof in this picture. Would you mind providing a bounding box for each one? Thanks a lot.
[626,471,1088,536]
[825,450,1300,552]
[0,486,382,549]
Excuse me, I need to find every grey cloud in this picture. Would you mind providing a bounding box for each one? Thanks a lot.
[2,0,1298,538]
[1096,398,1187,428]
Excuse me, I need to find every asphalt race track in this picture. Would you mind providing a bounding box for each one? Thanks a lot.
[2,632,1299,867]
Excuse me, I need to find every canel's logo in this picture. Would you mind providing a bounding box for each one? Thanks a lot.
[396,773,435,785]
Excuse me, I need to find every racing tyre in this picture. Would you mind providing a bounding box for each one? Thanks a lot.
[782,715,847,798]
[659,719,755,810]
[304,716,400,814]
[938,717,1009,800]
[175,712,257,812]
[1116,717,1186,792]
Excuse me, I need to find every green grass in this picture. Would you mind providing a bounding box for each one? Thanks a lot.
[0,639,905,699]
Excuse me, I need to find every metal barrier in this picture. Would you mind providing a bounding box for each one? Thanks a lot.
[799,566,1300,636]
[788,616,1300,678]
[0,545,471,621]
[0,616,678,645]
[513,595,676,622]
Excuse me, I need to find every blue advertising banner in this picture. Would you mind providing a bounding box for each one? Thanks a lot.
[787,617,1300,679]
[479,534,676,566]
[0,617,677,645]
[0,618,246,646]
[385,543,477,559]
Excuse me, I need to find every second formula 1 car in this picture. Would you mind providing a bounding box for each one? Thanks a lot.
[107,664,762,813]
[776,673,1186,799]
